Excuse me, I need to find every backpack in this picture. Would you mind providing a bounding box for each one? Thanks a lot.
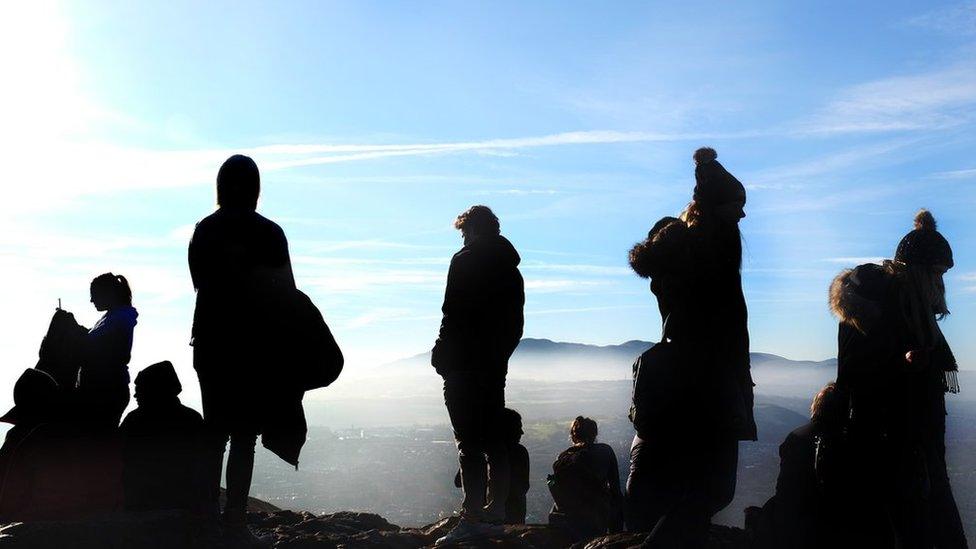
[547,445,610,522]
[35,310,88,391]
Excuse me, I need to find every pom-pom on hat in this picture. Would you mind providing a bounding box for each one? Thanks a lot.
[895,209,953,268]
[692,147,746,207]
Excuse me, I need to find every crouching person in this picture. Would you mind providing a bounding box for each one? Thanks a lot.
[452,407,531,525]
[749,382,848,549]
[548,417,623,541]
[120,361,207,513]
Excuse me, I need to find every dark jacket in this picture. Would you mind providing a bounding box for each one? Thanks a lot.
[629,218,756,441]
[753,422,828,549]
[432,234,524,377]
[78,306,138,390]
[548,442,624,538]
[189,207,295,351]
[120,401,206,512]
[189,207,311,466]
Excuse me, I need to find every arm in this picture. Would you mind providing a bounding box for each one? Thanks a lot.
[432,254,469,376]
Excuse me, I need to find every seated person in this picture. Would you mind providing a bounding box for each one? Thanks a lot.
[749,382,850,549]
[547,416,623,541]
[453,407,530,524]
[120,361,207,512]
[0,368,124,521]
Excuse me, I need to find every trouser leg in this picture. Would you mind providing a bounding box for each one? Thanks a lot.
[224,430,258,520]
[627,435,679,534]
[445,372,487,518]
[925,405,968,549]
[482,377,509,523]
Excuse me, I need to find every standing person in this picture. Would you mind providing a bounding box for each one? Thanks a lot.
[64,273,137,429]
[432,205,524,544]
[829,209,965,549]
[547,416,624,541]
[189,154,295,544]
[626,147,756,546]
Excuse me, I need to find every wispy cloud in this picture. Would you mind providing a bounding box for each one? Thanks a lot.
[931,168,976,180]
[801,64,976,134]
[822,257,886,265]
[960,272,976,292]
[903,2,976,36]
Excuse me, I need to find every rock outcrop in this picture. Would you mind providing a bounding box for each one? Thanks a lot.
[0,508,750,549]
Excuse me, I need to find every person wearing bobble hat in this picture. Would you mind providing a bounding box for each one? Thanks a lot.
[829,209,965,548]
[626,148,755,546]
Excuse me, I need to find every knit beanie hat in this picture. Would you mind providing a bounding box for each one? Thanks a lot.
[894,210,953,268]
[693,148,746,207]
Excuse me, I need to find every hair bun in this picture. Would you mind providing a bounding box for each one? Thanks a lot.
[693,147,718,164]
[914,209,937,231]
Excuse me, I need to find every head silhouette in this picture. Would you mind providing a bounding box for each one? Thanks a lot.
[810,382,845,429]
[501,408,524,443]
[217,154,260,210]
[0,369,60,425]
[90,273,132,311]
[570,416,598,445]
[134,361,182,407]
[454,205,500,245]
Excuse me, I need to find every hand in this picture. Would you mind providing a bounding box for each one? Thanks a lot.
[905,350,915,363]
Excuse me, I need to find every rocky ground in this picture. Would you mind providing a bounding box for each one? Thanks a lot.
[0,508,751,549]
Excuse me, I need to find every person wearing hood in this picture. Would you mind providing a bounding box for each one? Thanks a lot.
[120,361,206,513]
[189,154,296,543]
[829,209,965,549]
[432,205,525,545]
[625,148,756,546]
[57,272,138,429]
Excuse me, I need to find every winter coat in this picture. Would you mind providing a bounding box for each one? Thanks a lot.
[189,207,312,466]
[830,263,951,448]
[629,218,756,441]
[189,207,295,351]
[120,399,206,512]
[753,422,829,549]
[432,234,524,378]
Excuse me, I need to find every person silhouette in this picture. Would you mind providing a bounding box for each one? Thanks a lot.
[547,416,623,541]
[749,382,850,549]
[829,209,965,549]
[432,205,524,545]
[452,407,530,525]
[189,154,295,544]
[120,361,206,513]
[626,148,755,545]
[59,273,137,429]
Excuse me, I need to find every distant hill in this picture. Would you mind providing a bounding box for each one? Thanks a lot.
[376,338,837,391]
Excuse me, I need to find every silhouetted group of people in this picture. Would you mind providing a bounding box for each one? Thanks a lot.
[0,155,342,548]
[0,148,965,549]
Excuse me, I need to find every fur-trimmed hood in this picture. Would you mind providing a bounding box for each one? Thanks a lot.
[829,263,893,334]
[629,217,689,279]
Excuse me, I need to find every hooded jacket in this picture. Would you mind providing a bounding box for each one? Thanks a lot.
[432,234,525,377]
[830,263,954,444]
[630,217,756,441]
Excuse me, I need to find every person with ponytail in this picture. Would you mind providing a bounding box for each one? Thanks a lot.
[625,148,755,545]
[828,209,965,548]
[72,272,138,428]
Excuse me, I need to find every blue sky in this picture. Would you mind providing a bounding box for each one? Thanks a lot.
[1,1,975,407]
